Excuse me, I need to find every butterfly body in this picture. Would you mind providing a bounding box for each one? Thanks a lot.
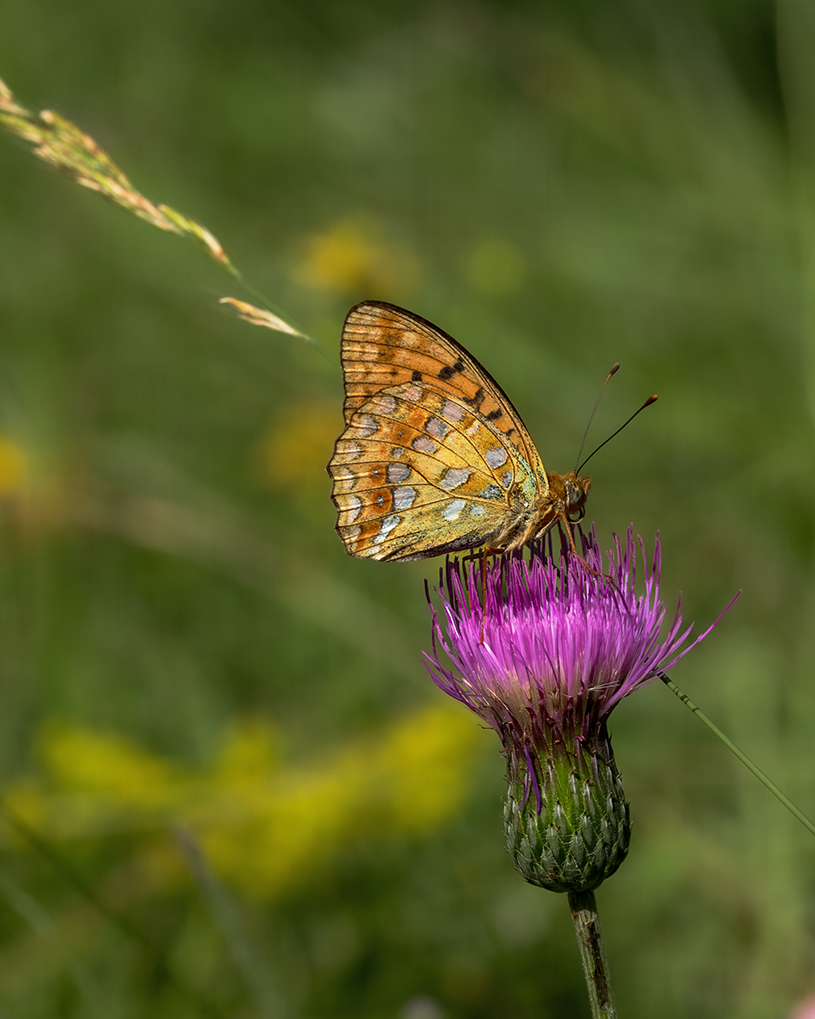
[328,301,591,562]
[489,469,591,554]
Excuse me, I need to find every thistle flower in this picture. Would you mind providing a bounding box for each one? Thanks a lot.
[425,527,724,894]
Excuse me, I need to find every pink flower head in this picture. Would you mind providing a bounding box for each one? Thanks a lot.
[426,527,725,753]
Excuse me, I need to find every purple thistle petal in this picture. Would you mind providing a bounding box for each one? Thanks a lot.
[424,526,736,744]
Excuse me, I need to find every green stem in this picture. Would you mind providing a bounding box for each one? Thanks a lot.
[567,890,617,1019]
[658,671,815,839]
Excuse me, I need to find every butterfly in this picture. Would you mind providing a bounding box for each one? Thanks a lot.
[327,301,591,562]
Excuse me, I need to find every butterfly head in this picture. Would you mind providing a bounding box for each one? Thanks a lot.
[562,472,592,523]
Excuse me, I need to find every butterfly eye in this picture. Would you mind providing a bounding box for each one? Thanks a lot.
[564,479,588,523]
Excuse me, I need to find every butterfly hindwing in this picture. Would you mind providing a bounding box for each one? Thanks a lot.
[330,383,516,560]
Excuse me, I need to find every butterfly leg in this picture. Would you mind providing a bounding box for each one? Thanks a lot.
[479,545,490,642]
[561,514,580,556]
[479,545,506,643]
[558,515,613,583]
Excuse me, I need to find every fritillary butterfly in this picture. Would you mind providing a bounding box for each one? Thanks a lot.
[328,301,591,562]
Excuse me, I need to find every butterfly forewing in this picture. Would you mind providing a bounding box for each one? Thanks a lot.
[340,302,548,484]
[328,301,553,562]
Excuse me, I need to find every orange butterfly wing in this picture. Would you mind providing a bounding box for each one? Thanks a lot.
[339,302,546,472]
[328,302,552,562]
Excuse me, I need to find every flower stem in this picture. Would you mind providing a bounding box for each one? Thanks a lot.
[567,890,617,1019]
[658,671,815,840]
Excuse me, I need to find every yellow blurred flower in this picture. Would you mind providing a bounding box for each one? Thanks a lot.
[0,436,28,495]
[2,704,484,901]
[295,217,420,295]
[376,705,478,833]
[257,402,339,489]
[212,717,283,782]
[37,720,184,811]
[0,435,70,541]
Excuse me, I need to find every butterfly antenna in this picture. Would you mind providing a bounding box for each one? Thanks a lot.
[573,363,620,472]
[577,393,659,473]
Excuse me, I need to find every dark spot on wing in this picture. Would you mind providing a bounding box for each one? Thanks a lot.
[438,358,465,381]
[486,408,503,421]
[507,428,517,438]
[411,370,423,382]
[465,386,486,408]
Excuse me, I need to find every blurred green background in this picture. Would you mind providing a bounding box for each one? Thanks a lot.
[1,1,814,1016]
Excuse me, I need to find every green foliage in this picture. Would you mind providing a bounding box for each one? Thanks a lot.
[1,1,814,1017]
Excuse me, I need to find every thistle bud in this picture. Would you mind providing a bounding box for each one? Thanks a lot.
[503,720,629,892]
